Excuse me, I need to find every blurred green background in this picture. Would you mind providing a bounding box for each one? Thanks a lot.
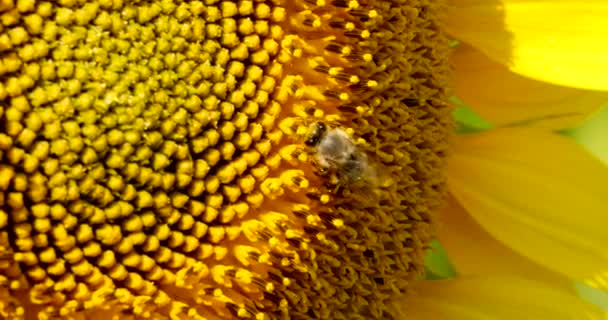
[569,106,608,164]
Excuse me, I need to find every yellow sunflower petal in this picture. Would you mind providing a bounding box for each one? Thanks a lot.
[393,276,604,320]
[447,0,608,91]
[452,44,608,129]
[438,194,571,288]
[447,127,608,285]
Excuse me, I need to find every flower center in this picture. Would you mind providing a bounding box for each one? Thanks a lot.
[0,0,450,319]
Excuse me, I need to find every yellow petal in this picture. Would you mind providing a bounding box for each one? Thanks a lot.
[452,44,608,129]
[393,276,604,320]
[447,127,608,285]
[447,0,608,91]
[438,194,571,289]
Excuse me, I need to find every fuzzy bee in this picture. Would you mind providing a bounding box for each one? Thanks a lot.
[305,122,377,188]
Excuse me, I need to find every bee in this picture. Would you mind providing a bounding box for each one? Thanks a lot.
[305,122,377,188]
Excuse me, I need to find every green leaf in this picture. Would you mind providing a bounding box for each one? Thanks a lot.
[575,282,608,311]
[566,105,608,165]
[424,240,457,279]
[450,96,493,134]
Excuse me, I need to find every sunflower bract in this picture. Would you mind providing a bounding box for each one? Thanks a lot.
[0,0,450,319]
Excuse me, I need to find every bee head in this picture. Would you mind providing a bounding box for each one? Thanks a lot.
[305,122,328,146]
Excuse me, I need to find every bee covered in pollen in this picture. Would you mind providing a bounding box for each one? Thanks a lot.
[305,122,378,188]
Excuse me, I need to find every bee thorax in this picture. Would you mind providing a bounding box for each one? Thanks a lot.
[308,124,375,186]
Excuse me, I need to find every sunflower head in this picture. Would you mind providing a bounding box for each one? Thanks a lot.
[0,0,451,319]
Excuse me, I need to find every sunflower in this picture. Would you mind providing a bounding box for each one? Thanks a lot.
[0,0,606,320]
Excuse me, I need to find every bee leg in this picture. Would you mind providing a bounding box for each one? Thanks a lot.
[328,174,343,194]
[333,183,342,195]
[313,164,330,178]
